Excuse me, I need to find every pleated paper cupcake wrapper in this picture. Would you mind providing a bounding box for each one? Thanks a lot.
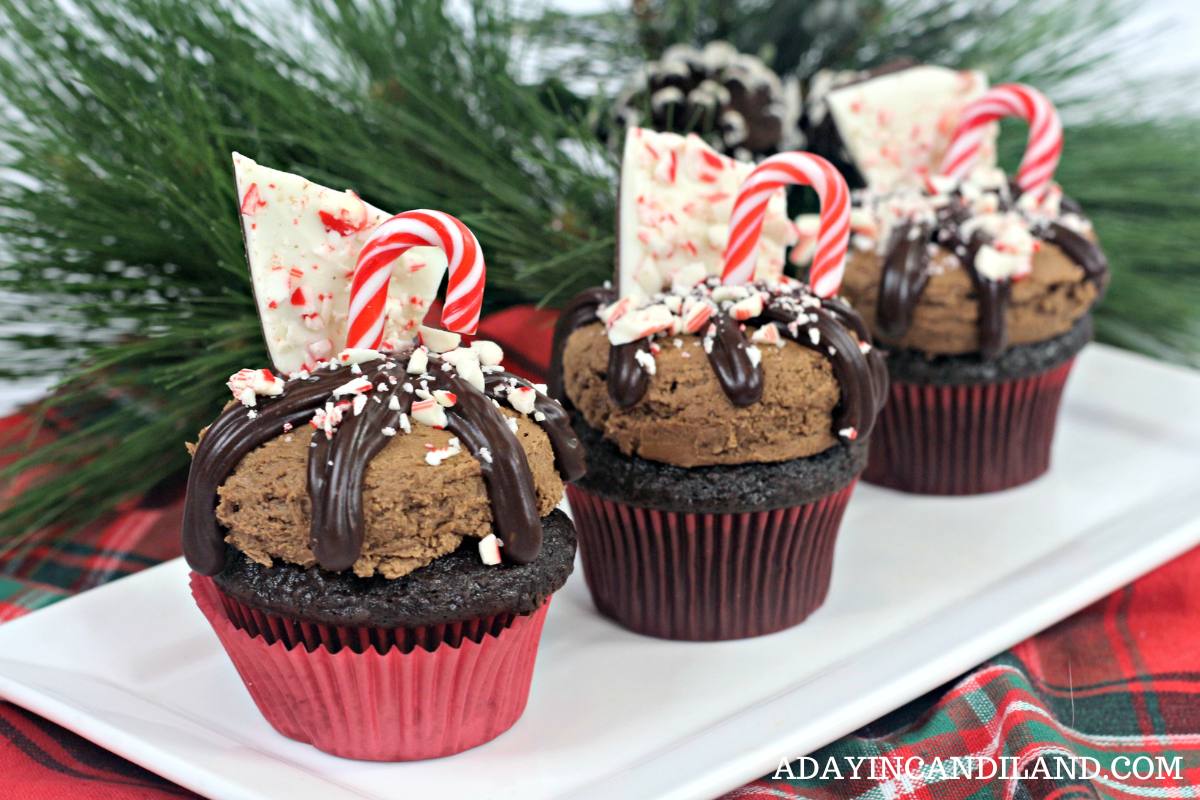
[191,573,549,761]
[863,358,1076,495]
[565,481,856,641]
[215,586,522,654]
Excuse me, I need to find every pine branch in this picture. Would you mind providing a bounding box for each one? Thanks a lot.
[0,0,614,542]
[0,0,1196,547]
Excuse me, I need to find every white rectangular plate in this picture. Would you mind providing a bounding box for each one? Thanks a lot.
[1,344,1199,800]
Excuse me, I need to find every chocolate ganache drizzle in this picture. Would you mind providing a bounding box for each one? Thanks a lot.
[870,183,1107,360]
[551,280,889,443]
[183,348,585,577]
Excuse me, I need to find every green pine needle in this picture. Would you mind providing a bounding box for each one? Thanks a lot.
[0,0,1197,546]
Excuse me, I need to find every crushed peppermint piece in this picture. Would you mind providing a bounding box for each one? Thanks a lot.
[439,347,478,367]
[745,345,762,367]
[388,395,401,411]
[456,360,486,392]
[433,389,458,407]
[533,410,546,422]
[424,436,461,465]
[310,401,347,439]
[729,293,764,321]
[478,534,502,566]
[411,397,448,429]
[809,327,821,346]
[634,348,657,375]
[478,447,493,464]
[750,323,783,347]
[839,427,859,441]
[605,302,675,346]
[681,300,713,334]
[398,413,411,433]
[337,348,383,365]
[418,325,461,353]
[406,348,429,375]
[381,426,397,437]
[711,284,748,303]
[470,340,505,366]
[227,368,285,407]
[505,417,519,434]
[351,393,368,416]
[508,385,537,415]
[333,376,373,396]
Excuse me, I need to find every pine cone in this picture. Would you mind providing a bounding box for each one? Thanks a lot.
[612,41,791,161]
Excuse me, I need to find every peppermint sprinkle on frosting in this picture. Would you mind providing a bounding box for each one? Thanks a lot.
[184,337,586,576]
[805,169,1109,360]
[550,278,889,446]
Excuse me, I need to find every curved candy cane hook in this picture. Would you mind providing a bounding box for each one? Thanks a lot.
[722,152,850,298]
[939,83,1062,200]
[348,210,485,350]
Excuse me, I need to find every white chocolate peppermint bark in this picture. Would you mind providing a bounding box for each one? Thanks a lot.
[825,66,991,193]
[233,153,448,374]
[617,127,795,299]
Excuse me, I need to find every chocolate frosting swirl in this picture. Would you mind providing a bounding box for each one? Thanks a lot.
[871,187,1108,360]
[184,349,585,576]
[551,281,889,443]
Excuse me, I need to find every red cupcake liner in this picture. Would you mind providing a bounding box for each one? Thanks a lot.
[863,358,1076,495]
[215,589,521,654]
[191,573,549,761]
[565,481,856,641]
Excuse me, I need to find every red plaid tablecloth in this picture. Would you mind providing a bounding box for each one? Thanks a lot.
[2,306,1198,800]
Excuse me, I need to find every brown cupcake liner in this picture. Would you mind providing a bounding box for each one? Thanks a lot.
[863,358,1076,495]
[192,574,550,761]
[565,480,856,641]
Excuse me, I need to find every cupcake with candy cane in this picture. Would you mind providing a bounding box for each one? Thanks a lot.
[184,157,585,761]
[551,129,887,641]
[816,83,1108,494]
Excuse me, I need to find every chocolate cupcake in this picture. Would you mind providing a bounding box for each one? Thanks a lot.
[185,159,585,761]
[796,74,1107,493]
[185,342,585,760]
[551,278,887,640]
[837,171,1107,494]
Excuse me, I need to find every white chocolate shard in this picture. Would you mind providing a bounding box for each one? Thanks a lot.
[233,153,448,374]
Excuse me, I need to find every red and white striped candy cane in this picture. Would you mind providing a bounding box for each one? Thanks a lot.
[939,83,1062,200]
[347,209,485,350]
[721,152,850,298]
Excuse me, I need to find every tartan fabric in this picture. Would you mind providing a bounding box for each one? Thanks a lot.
[1,305,1198,800]
[727,547,1200,800]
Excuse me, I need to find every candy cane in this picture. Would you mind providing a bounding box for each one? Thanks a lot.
[347,210,484,350]
[939,83,1062,200]
[721,152,850,298]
